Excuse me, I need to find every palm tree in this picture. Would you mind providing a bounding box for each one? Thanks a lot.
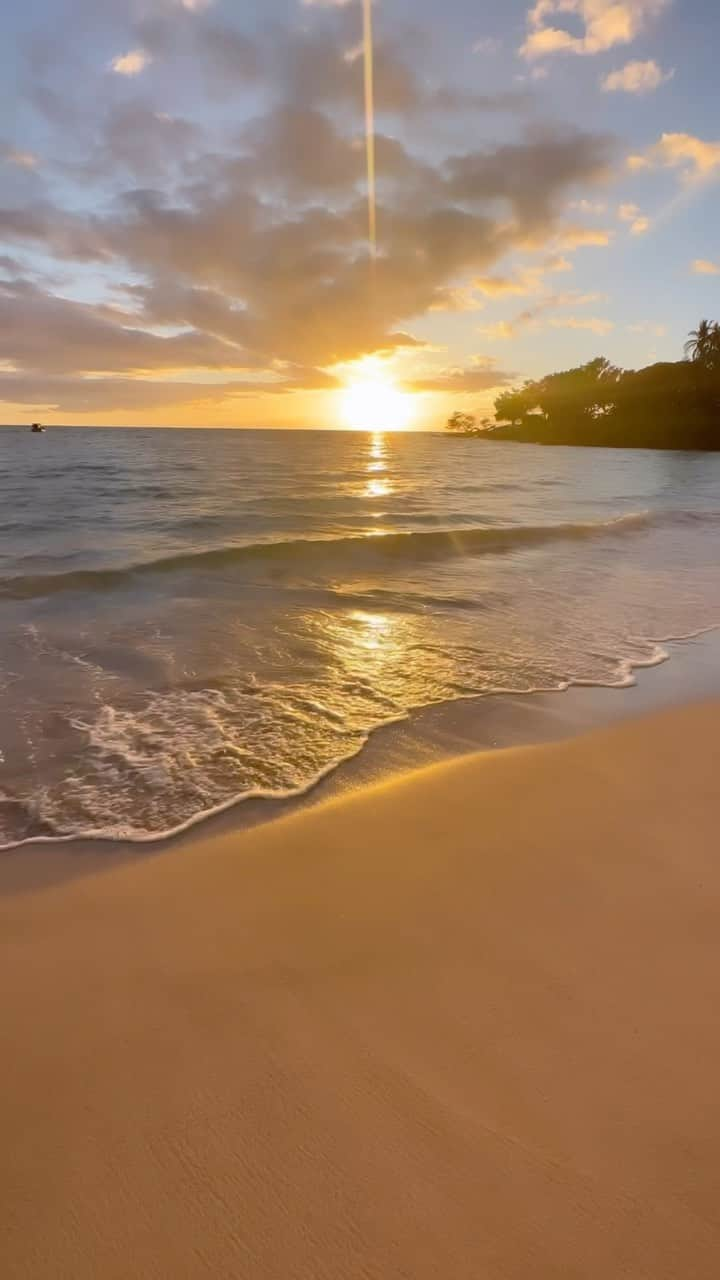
[684,319,718,364]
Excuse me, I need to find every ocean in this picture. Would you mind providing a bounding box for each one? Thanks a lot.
[1,426,719,848]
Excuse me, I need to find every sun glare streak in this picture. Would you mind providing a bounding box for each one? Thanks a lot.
[363,0,376,261]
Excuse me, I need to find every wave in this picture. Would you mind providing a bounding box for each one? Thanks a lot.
[6,627,719,852]
[0,509,706,601]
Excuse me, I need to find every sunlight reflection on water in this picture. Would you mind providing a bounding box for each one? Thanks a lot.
[364,478,391,498]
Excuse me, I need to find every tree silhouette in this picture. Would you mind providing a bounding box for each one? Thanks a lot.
[446,411,478,434]
[444,323,720,450]
[684,319,720,368]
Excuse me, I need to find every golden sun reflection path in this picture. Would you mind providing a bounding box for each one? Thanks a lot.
[363,431,393,504]
[343,432,397,506]
[369,431,386,462]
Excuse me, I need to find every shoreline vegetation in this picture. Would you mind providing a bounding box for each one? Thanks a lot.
[448,320,720,449]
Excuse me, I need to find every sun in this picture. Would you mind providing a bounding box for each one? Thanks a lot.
[340,369,415,431]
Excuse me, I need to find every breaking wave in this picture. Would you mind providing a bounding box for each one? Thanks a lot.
[0,508,694,600]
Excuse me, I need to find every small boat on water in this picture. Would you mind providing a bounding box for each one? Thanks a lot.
[30,422,45,433]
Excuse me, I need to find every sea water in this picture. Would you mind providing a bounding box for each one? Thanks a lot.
[1,426,719,846]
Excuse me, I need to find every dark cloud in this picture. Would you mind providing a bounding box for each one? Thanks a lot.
[446,130,614,228]
[124,281,253,348]
[261,13,531,118]
[0,206,110,262]
[137,12,259,86]
[239,106,362,195]
[0,254,24,275]
[0,278,250,374]
[87,104,201,181]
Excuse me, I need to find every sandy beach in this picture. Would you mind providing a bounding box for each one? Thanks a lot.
[3,699,720,1277]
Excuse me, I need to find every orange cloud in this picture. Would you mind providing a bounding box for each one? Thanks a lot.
[478,321,516,341]
[602,59,672,93]
[110,49,152,76]
[521,0,670,60]
[628,133,720,181]
[478,289,609,340]
[618,203,650,234]
[557,225,613,248]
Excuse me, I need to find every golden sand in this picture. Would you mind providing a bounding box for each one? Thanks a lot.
[2,701,720,1277]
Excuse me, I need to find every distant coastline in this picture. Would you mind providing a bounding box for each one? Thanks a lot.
[448,320,720,450]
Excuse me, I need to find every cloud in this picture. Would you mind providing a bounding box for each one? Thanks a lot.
[0,206,111,262]
[618,202,650,234]
[0,373,307,415]
[0,13,616,402]
[473,256,573,299]
[445,131,613,230]
[473,271,543,298]
[0,120,612,375]
[275,17,529,118]
[569,198,607,214]
[478,321,516,341]
[239,105,364,195]
[628,133,720,180]
[556,224,613,248]
[602,59,672,93]
[137,4,517,125]
[0,255,24,275]
[136,11,259,88]
[133,4,529,117]
[428,287,486,313]
[52,104,203,184]
[411,361,515,392]
[0,145,38,169]
[473,37,502,55]
[479,289,609,339]
[521,0,670,60]
[0,277,253,375]
[549,315,614,333]
[545,253,574,272]
[692,259,720,275]
[110,49,152,76]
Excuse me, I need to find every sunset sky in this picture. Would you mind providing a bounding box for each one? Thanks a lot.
[1,0,718,428]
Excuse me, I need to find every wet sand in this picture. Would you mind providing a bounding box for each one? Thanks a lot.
[2,699,720,1277]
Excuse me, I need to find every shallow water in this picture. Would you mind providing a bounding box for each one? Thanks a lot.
[1,426,719,846]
